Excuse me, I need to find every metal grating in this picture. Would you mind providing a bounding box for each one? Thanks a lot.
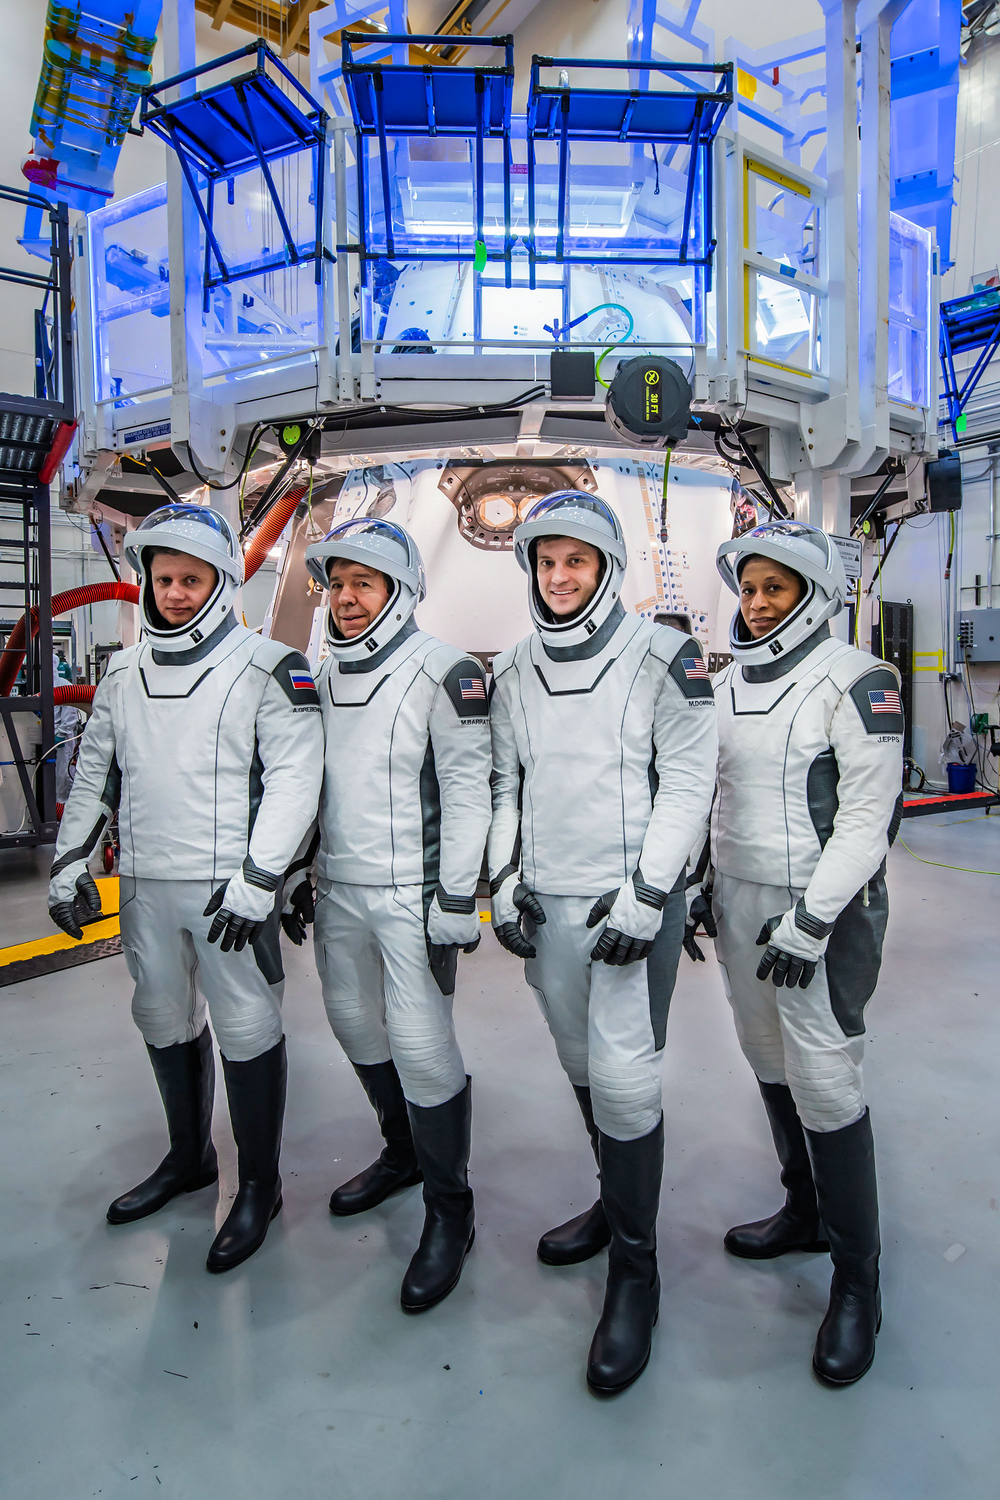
[0,409,58,481]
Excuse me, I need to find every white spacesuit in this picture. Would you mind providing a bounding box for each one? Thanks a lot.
[301,518,492,1314]
[697,520,903,1388]
[488,492,718,1396]
[48,505,323,1273]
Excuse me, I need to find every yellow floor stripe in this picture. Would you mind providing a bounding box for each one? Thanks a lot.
[0,878,120,966]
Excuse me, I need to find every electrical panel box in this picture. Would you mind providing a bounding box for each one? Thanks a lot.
[957,609,1000,663]
[874,601,914,759]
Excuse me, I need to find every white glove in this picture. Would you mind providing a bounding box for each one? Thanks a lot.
[755,899,832,989]
[48,858,102,940]
[426,889,481,949]
[204,866,277,953]
[587,870,667,965]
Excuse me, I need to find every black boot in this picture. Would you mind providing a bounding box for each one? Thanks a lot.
[206,1036,286,1274]
[725,1081,830,1259]
[805,1109,881,1386]
[329,1060,422,1216]
[107,1027,218,1224]
[400,1076,475,1313]
[538,1085,611,1266]
[587,1117,663,1397]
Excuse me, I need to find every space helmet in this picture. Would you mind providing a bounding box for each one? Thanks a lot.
[123,504,243,654]
[716,520,847,664]
[513,491,627,648]
[304,517,426,661]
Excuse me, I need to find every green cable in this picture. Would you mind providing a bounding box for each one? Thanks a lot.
[896,836,1000,876]
[575,303,634,389]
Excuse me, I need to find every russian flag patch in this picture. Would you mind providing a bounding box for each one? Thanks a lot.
[289,669,316,692]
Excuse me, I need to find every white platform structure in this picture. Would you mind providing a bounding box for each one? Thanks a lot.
[59,0,945,656]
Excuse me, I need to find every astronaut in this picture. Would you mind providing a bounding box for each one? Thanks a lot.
[488,493,718,1395]
[47,505,323,1273]
[300,519,491,1314]
[689,521,903,1386]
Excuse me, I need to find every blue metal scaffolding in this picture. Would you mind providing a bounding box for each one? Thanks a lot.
[939,289,1000,442]
[139,39,329,301]
[524,56,732,284]
[342,32,515,284]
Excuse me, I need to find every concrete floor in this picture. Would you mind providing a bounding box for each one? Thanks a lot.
[1,815,999,1500]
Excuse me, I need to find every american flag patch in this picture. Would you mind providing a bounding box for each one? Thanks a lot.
[289,670,316,692]
[868,689,901,715]
[459,677,486,701]
[682,657,709,680]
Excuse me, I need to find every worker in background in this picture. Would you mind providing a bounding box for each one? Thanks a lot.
[53,654,78,805]
[295,519,491,1314]
[688,521,903,1386]
[47,505,323,1273]
[488,493,718,1396]
[653,610,693,635]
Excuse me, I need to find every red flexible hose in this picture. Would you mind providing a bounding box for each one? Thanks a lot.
[54,684,96,705]
[0,582,139,696]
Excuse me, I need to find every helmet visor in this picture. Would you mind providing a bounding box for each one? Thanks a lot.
[522,494,619,531]
[136,504,237,556]
[321,517,410,548]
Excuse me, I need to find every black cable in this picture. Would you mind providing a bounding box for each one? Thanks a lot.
[183,421,269,491]
[141,460,180,504]
[379,384,547,419]
[865,519,901,596]
[851,465,901,538]
[91,518,121,583]
[717,422,790,519]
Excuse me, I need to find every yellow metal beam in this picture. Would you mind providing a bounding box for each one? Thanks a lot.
[282,0,321,58]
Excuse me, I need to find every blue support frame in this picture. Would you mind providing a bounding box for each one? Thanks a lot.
[139,39,329,299]
[940,290,1000,442]
[525,55,732,284]
[341,32,515,287]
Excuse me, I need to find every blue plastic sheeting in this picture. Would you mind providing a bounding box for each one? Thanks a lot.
[20,0,163,259]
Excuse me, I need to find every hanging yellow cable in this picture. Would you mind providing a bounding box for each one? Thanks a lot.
[896,836,1000,877]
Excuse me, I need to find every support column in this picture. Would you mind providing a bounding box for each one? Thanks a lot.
[794,469,824,526]
[822,473,851,536]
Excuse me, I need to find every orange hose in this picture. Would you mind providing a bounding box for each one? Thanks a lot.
[243,483,310,581]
